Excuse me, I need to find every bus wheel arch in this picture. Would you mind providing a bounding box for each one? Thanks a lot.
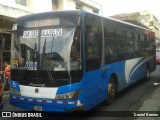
[107,74,118,104]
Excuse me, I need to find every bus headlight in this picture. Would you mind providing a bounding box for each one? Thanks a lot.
[55,90,80,99]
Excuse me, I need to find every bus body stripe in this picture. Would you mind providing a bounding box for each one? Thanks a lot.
[125,57,143,83]
[11,95,77,104]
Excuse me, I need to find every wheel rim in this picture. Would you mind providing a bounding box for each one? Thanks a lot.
[146,69,150,79]
[108,82,115,98]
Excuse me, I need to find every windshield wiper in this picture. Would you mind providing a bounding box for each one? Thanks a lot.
[47,70,55,84]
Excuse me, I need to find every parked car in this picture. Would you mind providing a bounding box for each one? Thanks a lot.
[0,74,4,110]
[156,52,160,64]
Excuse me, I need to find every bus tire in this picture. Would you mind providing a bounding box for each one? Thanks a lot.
[145,67,150,80]
[107,77,116,104]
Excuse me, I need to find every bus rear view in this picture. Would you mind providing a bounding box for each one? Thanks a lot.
[10,10,84,111]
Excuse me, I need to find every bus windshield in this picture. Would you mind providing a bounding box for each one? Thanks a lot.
[17,27,79,71]
[11,12,83,87]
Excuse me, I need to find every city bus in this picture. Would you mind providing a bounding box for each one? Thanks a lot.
[10,10,156,112]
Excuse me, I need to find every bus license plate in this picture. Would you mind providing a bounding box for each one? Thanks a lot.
[34,105,42,111]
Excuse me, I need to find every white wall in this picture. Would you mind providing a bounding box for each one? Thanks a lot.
[79,0,101,9]
[81,5,93,12]
[0,0,29,11]
[0,0,16,7]
[0,0,101,16]
[68,0,76,10]
[59,0,76,10]
[27,0,52,13]
[0,0,31,18]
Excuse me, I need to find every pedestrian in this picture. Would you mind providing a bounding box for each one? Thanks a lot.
[3,61,10,91]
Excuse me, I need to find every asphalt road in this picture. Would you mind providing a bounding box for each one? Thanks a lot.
[1,65,160,120]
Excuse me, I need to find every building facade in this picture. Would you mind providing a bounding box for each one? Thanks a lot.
[139,11,160,42]
[0,0,101,70]
[52,0,101,13]
[0,0,31,70]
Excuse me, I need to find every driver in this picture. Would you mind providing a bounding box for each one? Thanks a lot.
[70,45,80,62]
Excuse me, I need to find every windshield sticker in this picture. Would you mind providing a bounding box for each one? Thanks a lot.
[13,59,18,67]
[23,30,38,38]
[41,29,62,37]
[12,24,17,31]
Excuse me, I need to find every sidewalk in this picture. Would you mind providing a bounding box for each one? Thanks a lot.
[138,86,160,111]
[2,82,10,95]
[136,85,160,120]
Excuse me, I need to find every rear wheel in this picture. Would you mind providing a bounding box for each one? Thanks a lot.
[145,67,150,80]
[107,77,116,104]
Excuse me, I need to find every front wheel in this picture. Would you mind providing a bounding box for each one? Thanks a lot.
[107,77,116,104]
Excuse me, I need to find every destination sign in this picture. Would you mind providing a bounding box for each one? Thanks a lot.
[22,29,62,38]
[41,29,62,37]
[25,18,60,28]
[23,30,38,38]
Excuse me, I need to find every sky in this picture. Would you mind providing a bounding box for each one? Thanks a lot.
[101,0,160,19]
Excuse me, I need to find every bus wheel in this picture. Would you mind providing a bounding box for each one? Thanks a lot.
[107,77,116,104]
[145,67,150,80]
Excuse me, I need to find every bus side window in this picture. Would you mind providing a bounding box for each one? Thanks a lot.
[103,18,118,63]
[86,33,96,59]
[85,14,102,71]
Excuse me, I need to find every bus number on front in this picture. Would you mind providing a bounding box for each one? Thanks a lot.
[23,30,38,38]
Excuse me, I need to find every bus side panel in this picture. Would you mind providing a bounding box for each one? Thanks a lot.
[148,55,156,72]
[104,57,149,93]
[82,69,102,110]
[82,61,127,110]
[103,62,127,92]
[123,56,152,85]
[82,56,154,110]
[125,57,144,84]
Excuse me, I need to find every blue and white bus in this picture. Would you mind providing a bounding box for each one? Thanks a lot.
[10,10,156,111]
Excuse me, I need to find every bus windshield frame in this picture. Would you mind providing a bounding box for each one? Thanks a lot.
[11,11,83,87]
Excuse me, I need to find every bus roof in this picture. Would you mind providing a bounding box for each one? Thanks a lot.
[16,10,152,32]
[81,10,152,32]
[16,10,81,22]
[105,15,151,31]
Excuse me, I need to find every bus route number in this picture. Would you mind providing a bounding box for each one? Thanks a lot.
[23,30,38,38]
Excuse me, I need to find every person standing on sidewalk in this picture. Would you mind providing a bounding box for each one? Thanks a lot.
[1,61,10,91]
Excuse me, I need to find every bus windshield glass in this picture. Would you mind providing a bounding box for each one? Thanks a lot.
[11,11,83,87]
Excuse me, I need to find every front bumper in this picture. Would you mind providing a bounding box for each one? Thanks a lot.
[10,94,84,112]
